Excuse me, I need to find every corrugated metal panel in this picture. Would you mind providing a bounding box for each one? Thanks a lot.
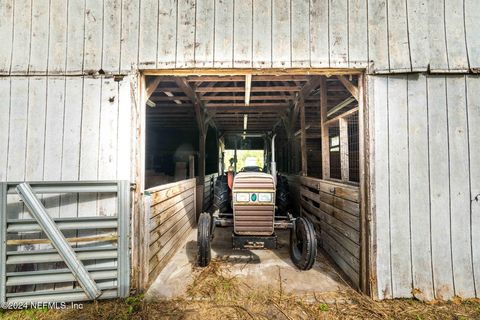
[0,0,478,75]
[369,74,479,300]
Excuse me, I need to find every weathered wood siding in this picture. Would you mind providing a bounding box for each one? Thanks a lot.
[285,175,361,287]
[369,74,479,300]
[0,0,478,75]
[0,76,133,185]
[145,179,196,285]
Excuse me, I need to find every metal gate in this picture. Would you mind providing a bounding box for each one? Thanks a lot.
[0,181,130,304]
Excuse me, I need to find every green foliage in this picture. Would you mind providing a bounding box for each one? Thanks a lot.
[125,294,143,315]
[318,303,329,312]
[224,149,264,171]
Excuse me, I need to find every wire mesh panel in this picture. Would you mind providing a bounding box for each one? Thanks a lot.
[0,181,130,304]
[347,113,360,182]
[328,125,341,179]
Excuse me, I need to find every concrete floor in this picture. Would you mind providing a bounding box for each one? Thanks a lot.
[146,227,349,300]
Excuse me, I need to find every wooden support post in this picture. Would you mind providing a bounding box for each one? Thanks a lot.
[199,134,206,182]
[339,117,349,181]
[320,76,330,179]
[299,97,307,176]
[189,155,195,178]
[145,77,162,99]
[245,74,252,106]
[357,73,370,296]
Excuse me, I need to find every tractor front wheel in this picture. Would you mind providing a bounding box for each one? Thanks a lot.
[197,212,212,267]
[289,217,317,270]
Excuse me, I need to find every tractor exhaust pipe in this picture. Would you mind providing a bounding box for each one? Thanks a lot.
[271,134,277,184]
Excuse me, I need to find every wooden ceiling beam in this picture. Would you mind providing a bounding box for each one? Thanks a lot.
[206,102,289,107]
[174,77,211,135]
[336,75,359,100]
[200,95,292,101]
[196,86,301,93]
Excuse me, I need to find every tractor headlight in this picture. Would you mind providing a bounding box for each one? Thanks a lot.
[258,193,272,202]
[236,193,250,202]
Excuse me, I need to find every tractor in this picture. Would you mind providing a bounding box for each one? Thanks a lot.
[197,134,317,270]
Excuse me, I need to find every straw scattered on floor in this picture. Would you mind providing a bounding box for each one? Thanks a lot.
[3,258,480,319]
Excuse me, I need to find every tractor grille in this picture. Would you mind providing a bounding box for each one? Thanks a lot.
[233,173,275,235]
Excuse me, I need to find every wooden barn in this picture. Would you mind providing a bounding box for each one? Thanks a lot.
[0,0,478,304]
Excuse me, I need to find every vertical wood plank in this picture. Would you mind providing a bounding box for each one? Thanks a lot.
[371,75,391,299]
[195,0,214,67]
[387,0,411,72]
[98,78,119,214]
[29,0,49,74]
[407,74,434,300]
[348,0,368,67]
[0,78,10,180]
[291,0,309,67]
[25,77,47,181]
[444,0,469,72]
[466,75,480,296]
[427,0,448,72]
[0,1,13,74]
[446,76,475,297]
[102,0,122,74]
[271,0,291,68]
[339,117,349,181]
[406,0,428,71]
[84,0,103,73]
[120,0,140,72]
[233,0,253,67]
[10,0,31,75]
[214,0,234,67]
[138,0,158,69]
[388,76,412,297]
[7,78,29,180]
[427,76,454,300]
[7,78,28,221]
[329,0,348,67]
[367,0,389,72]
[252,0,271,68]
[66,0,85,74]
[177,0,195,68]
[309,0,329,67]
[117,77,132,181]
[78,77,102,218]
[48,0,68,74]
[60,77,83,218]
[97,78,119,279]
[43,77,66,218]
[157,0,177,68]
[464,0,480,70]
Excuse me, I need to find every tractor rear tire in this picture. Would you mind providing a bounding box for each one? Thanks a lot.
[213,175,230,213]
[197,212,212,267]
[289,217,317,270]
[276,175,290,216]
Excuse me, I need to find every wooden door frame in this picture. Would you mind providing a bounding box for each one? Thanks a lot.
[134,69,374,297]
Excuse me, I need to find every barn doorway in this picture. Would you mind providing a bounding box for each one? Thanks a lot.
[137,70,370,296]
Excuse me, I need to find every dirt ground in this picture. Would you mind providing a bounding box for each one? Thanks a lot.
[146,228,349,299]
[2,258,480,320]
